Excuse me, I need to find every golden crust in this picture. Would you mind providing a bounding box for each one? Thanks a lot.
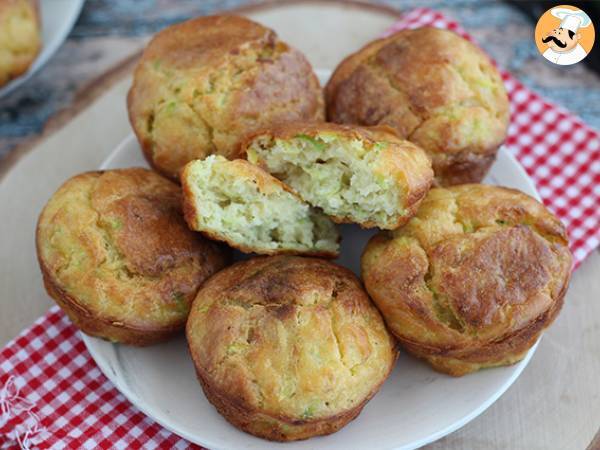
[241,121,433,229]
[186,256,397,441]
[127,15,324,180]
[36,168,230,346]
[0,0,41,86]
[325,27,510,186]
[180,159,339,258]
[361,184,572,376]
[243,121,407,149]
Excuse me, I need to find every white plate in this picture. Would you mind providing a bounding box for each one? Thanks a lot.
[83,70,541,450]
[0,0,85,98]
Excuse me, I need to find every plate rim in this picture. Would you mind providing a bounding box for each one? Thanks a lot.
[0,0,401,183]
[84,121,542,449]
[83,332,539,450]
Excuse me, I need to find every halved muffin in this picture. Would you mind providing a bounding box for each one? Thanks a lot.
[243,122,433,229]
[36,168,230,346]
[186,255,397,441]
[181,156,339,257]
[362,184,572,376]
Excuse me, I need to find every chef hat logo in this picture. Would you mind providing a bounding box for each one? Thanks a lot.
[550,7,592,33]
[534,4,595,66]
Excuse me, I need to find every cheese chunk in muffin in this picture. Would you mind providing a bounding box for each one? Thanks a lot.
[181,156,339,257]
[244,122,433,229]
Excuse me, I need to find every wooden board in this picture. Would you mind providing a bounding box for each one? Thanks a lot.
[0,0,401,343]
[0,1,598,448]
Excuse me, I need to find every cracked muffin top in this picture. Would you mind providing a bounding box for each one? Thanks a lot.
[361,184,571,365]
[186,255,396,441]
[0,0,41,87]
[325,27,510,186]
[127,15,324,180]
[36,168,229,345]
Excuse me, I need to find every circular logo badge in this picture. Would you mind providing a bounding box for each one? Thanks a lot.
[535,5,595,66]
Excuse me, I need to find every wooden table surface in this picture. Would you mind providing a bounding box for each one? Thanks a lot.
[3,0,600,160]
[0,1,599,449]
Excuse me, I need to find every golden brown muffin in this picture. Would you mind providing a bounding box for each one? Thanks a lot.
[181,156,339,257]
[361,184,572,376]
[187,256,397,441]
[36,168,229,346]
[326,27,510,186]
[0,0,41,87]
[243,122,433,229]
[127,15,324,180]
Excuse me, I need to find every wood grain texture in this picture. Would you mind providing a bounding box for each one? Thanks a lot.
[0,0,401,345]
[0,75,133,345]
[0,53,139,182]
[587,428,600,450]
[2,0,600,164]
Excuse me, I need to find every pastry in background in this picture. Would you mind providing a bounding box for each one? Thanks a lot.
[186,256,397,441]
[326,27,510,186]
[36,168,229,346]
[0,0,41,87]
[362,184,572,376]
[181,156,339,257]
[243,122,433,230]
[128,15,324,181]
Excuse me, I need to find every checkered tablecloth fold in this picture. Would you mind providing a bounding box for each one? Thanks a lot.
[0,307,196,449]
[1,8,598,449]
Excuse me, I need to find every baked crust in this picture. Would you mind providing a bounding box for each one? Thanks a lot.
[325,27,509,186]
[361,184,572,376]
[186,256,397,441]
[0,0,41,86]
[241,121,433,229]
[127,15,324,180]
[180,158,339,257]
[36,168,230,345]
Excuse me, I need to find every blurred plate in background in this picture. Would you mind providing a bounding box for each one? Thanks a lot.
[0,0,85,99]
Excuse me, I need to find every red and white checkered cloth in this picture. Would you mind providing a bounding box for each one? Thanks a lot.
[387,8,600,269]
[1,8,599,449]
[0,307,198,449]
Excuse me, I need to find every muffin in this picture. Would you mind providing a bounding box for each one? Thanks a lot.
[0,0,41,87]
[127,15,324,180]
[187,256,397,441]
[36,168,229,346]
[361,184,572,376]
[325,27,510,186]
[243,122,433,229]
[181,156,339,257]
